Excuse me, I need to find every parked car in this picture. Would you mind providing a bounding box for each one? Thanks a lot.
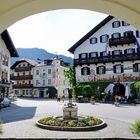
[0,97,11,107]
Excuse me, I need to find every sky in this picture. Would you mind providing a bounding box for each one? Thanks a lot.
[8,9,107,57]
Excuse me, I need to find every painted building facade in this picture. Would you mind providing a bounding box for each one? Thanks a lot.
[11,57,70,98]
[0,30,18,97]
[68,16,140,85]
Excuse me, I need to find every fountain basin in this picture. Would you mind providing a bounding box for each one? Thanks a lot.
[36,116,107,131]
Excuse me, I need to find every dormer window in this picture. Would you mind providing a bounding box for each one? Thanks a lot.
[112,21,121,28]
[112,33,121,39]
[122,21,130,26]
[90,37,97,44]
[79,53,87,59]
[100,34,109,43]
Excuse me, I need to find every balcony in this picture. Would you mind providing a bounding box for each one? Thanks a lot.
[109,36,136,47]
[0,79,10,87]
[11,75,33,80]
[15,66,32,72]
[74,53,140,66]
[13,84,33,88]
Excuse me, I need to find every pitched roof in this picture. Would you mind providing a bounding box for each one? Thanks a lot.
[11,58,38,69]
[1,30,19,57]
[68,15,114,54]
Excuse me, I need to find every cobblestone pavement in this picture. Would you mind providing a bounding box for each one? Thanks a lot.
[0,98,140,139]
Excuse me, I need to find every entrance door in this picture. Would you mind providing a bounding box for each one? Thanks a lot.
[39,91,44,98]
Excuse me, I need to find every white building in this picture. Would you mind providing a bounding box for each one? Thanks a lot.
[0,30,18,97]
[68,15,140,96]
[33,57,70,98]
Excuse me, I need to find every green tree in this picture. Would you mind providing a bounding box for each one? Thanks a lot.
[64,66,76,88]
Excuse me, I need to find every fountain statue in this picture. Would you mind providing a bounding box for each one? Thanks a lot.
[63,88,78,120]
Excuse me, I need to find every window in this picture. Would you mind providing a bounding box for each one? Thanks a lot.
[113,50,122,55]
[124,49,135,54]
[48,69,51,74]
[124,31,133,37]
[122,21,130,26]
[89,52,98,58]
[79,53,87,59]
[100,34,109,43]
[23,64,25,67]
[43,80,45,85]
[133,63,140,72]
[112,21,121,28]
[36,80,40,85]
[136,30,140,38]
[100,51,107,57]
[96,66,106,74]
[36,70,39,75]
[90,37,97,44]
[112,33,121,39]
[113,64,123,74]
[48,79,51,85]
[81,67,90,75]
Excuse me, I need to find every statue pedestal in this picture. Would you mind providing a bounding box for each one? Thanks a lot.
[63,105,78,120]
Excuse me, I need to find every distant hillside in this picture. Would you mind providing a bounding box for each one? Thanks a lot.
[11,48,73,65]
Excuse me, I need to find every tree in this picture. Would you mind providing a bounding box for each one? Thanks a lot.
[64,66,76,88]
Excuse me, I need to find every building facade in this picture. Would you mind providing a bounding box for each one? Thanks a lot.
[68,16,140,84]
[11,59,38,97]
[0,30,18,97]
[11,57,70,98]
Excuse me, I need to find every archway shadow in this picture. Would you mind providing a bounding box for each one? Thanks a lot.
[0,103,37,124]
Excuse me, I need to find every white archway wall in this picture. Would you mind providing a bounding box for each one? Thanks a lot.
[0,0,140,33]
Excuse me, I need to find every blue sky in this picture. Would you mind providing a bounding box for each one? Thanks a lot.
[8,9,107,57]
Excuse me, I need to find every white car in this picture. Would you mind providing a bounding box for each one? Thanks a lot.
[1,97,11,107]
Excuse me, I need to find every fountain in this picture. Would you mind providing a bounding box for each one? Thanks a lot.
[36,88,107,131]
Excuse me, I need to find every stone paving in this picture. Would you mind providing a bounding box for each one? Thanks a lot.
[0,98,140,139]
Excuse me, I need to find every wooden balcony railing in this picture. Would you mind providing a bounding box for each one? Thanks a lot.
[11,75,33,80]
[109,36,136,46]
[13,84,33,88]
[74,53,140,66]
[15,66,32,72]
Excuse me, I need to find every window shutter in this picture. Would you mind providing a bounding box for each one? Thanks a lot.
[108,51,111,56]
[90,39,92,44]
[96,52,98,57]
[124,49,127,55]
[136,30,139,38]
[87,68,90,75]
[112,51,114,56]
[132,49,135,54]
[100,36,102,43]
[100,52,103,57]
[79,54,81,59]
[85,53,88,59]
[89,53,91,58]
[122,21,124,26]
[113,65,116,73]
[112,22,115,28]
[103,66,106,74]
[96,67,99,74]
[121,65,124,73]
[81,68,84,75]
[120,50,122,55]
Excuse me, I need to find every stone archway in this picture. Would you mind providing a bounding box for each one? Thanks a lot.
[113,83,125,97]
[0,0,140,33]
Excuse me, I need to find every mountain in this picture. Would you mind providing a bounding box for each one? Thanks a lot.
[11,48,73,65]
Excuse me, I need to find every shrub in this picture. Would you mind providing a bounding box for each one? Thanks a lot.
[38,116,102,127]
[130,119,140,136]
